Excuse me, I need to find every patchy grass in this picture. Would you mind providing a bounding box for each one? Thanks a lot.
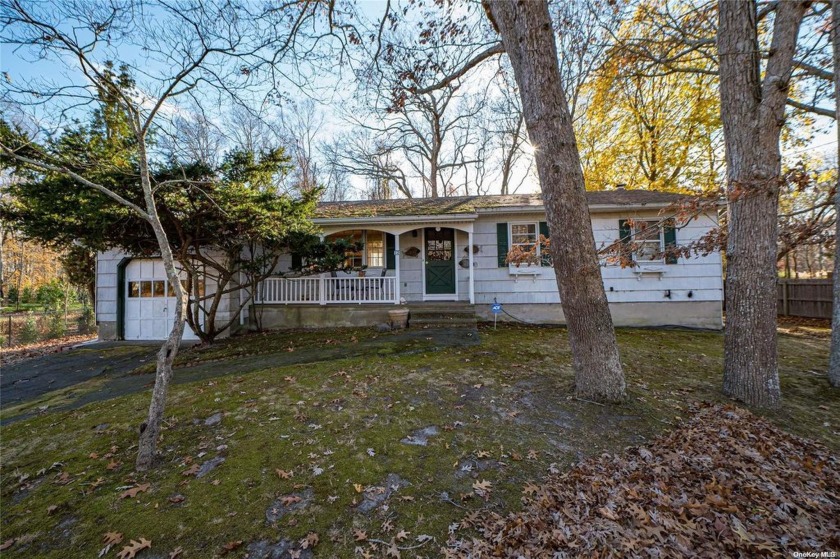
[0,325,836,558]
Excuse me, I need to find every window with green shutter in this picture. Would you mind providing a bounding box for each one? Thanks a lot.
[618,219,678,264]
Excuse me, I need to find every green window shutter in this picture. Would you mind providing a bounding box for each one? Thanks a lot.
[496,222,509,267]
[385,233,396,269]
[618,219,632,244]
[618,219,633,265]
[539,221,551,266]
[663,220,678,264]
[291,252,302,270]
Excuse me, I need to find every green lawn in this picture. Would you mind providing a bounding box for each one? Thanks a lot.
[1,325,836,558]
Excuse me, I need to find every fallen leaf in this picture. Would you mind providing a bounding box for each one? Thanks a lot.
[300,532,319,549]
[472,479,492,499]
[281,495,302,506]
[598,506,618,521]
[396,529,410,542]
[1,539,16,551]
[276,469,294,480]
[386,540,400,558]
[475,450,490,459]
[117,538,151,559]
[221,540,243,554]
[119,483,151,499]
[353,530,367,542]
[103,532,124,546]
[182,464,200,476]
[169,547,183,559]
[353,483,364,493]
[106,460,122,471]
[47,504,58,515]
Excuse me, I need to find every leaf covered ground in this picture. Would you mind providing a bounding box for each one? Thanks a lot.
[445,403,839,558]
[0,324,836,558]
[0,334,97,367]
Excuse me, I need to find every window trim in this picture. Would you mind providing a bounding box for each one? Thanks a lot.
[325,229,387,270]
[507,221,550,268]
[631,220,666,264]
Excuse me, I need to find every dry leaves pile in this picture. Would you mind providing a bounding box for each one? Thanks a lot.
[446,403,839,558]
[0,334,96,366]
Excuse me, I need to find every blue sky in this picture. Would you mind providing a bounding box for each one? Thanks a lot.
[1,2,835,197]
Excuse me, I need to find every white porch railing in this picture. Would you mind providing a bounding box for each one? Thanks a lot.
[255,275,398,305]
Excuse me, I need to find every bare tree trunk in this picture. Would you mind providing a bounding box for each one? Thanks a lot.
[484,0,625,402]
[718,0,807,407]
[828,0,840,388]
[135,131,187,470]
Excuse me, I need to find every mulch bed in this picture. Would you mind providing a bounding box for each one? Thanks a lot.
[446,403,839,558]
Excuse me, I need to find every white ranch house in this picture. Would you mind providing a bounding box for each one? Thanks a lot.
[95,190,724,340]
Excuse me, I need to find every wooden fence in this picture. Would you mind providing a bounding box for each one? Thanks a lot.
[777,279,832,319]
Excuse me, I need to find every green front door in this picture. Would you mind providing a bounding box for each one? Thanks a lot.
[424,228,456,295]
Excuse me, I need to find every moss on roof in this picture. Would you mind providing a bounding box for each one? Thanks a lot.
[314,190,692,219]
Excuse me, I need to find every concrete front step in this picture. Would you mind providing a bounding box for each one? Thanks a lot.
[410,316,477,326]
[408,304,477,328]
[408,310,475,320]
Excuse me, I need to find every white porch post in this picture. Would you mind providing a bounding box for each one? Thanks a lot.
[468,229,475,304]
[394,233,401,304]
[319,233,326,305]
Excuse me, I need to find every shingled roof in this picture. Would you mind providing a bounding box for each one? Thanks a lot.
[315,190,692,219]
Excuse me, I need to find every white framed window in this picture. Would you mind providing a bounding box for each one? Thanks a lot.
[632,220,665,263]
[510,222,539,255]
[325,230,385,268]
[508,221,552,267]
[128,278,205,298]
[365,231,384,267]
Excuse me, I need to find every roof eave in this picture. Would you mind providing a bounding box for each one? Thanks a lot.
[312,213,479,225]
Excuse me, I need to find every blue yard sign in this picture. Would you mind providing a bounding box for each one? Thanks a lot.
[491,302,502,329]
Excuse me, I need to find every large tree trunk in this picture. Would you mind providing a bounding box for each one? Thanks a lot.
[135,132,187,471]
[484,0,625,402]
[717,0,807,407]
[828,0,840,388]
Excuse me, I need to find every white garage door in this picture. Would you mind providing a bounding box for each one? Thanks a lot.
[124,259,201,341]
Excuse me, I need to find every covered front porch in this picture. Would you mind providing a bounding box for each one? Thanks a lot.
[254,217,478,307]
